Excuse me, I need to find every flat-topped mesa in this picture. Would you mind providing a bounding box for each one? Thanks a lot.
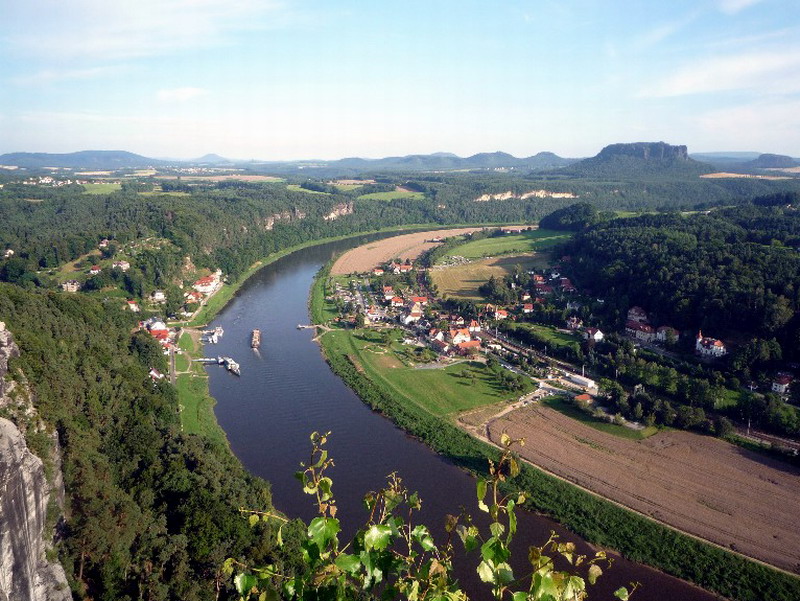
[597,142,689,161]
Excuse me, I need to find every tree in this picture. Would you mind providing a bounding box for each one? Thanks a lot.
[228,433,633,601]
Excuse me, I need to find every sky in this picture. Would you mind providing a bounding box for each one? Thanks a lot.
[1,0,799,160]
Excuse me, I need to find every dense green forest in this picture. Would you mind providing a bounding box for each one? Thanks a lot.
[0,285,306,600]
[2,171,800,600]
[565,205,800,360]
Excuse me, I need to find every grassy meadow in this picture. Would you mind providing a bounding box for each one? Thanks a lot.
[442,228,571,260]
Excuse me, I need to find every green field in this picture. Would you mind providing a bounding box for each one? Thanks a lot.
[543,396,659,440]
[323,329,532,417]
[332,183,364,191]
[286,184,330,195]
[357,188,425,201]
[514,323,577,349]
[82,183,122,194]
[432,255,543,300]
[442,228,571,260]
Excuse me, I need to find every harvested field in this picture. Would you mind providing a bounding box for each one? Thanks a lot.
[487,404,800,573]
[700,172,791,180]
[330,228,485,275]
[431,255,546,300]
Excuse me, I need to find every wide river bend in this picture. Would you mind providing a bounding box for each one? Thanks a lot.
[206,236,716,601]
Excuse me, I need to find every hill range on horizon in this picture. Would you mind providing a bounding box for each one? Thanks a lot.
[1,143,798,175]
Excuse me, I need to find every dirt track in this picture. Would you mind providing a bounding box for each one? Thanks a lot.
[330,228,486,275]
[488,404,800,573]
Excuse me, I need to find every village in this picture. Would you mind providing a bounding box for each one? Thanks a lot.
[325,249,796,433]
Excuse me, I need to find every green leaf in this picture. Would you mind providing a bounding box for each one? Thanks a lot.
[234,572,258,595]
[411,525,436,551]
[334,553,361,574]
[500,432,511,446]
[317,477,333,501]
[476,477,488,512]
[249,514,259,527]
[276,524,283,547]
[496,563,514,585]
[481,537,510,564]
[587,564,602,585]
[614,587,630,600]
[512,592,528,601]
[364,524,392,551]
[489,521,505,538]
[308,517,340,551]
[476,560,494,583]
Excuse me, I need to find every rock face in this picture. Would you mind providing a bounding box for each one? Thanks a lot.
[746,153,797,169]
[597,142,689,161]
[0,323,70,601]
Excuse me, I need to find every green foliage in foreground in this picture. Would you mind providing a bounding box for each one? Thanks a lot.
[229,432,631,601]
[311,269,800,601]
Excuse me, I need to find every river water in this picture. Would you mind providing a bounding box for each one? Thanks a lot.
[206,236,716,601]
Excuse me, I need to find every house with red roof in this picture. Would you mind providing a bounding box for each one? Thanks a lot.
[626,321,656,342]
[695,331,727,357]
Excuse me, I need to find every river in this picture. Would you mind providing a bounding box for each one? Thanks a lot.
[205,236,717,601]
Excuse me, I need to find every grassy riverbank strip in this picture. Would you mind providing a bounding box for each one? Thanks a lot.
[309,264,800,601]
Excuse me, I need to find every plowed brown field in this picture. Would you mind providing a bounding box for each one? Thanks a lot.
[330,228,486,275]
[488,405,800,573]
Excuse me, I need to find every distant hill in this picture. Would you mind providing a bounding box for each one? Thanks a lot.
[560,142,713,179]
[744,153,798,169]
[321,151,577,173]
[690,151,762,165]
[0,150,166,170]
[0,148,576,174]
[191,153,231,164]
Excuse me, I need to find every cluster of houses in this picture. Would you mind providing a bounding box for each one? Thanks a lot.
[623,306,682,346]
[372,260,414,276]
[141,317,176,354]
[427,319,483,355]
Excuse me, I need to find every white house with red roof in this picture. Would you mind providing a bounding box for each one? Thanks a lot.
[626,321,656,342]
[372,267,384,275]
[449,328,472,345]
[494,309,509,320]
[113,260,130,272]
[772,374,793,395]
[522,303,534,314]
[126,300,140,313]
[695,331,727,357]
[584,327,604,342]
[88,265,102,276]
[193,273,220,294]
[468,320,481,333]
[391,296,404,308]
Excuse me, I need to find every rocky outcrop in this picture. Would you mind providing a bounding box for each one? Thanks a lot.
[263,207,307,230]
[746,153,797,169]
[597,142,689,161]
[323,202,354,221]
[474,190,579,202]
[0,323,69,601]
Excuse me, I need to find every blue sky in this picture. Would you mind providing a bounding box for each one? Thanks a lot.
[1,0,799,159]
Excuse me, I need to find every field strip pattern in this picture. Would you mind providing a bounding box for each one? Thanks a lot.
[330,227,486,275]
[489,405,800,572]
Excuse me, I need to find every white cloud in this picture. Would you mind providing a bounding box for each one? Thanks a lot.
[695,99,800,152]
[3,0,286,61]
[639,49,800,97]
[157,87,209,102]
[716,0,766,15]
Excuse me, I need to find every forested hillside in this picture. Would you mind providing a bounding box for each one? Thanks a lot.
[565,205,800,363]
[0,285,302,601]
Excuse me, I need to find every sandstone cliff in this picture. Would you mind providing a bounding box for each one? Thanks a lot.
[0,323,69,601]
